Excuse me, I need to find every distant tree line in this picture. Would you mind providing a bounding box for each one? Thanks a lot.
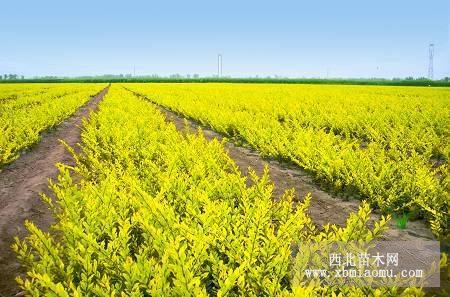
[0,74,25,80]
[1,74,450,87]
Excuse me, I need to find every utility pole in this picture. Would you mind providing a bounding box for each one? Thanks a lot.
[133,66,136,77]
[217,54,222,77]
[428,43,434,80]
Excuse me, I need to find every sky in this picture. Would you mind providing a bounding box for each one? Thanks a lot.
[0,0,449,79]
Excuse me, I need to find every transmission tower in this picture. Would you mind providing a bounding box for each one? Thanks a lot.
[428,43,434,80]
[217,54,222,77]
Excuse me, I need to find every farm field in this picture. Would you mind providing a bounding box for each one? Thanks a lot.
[12,85,417,296]
[125,83,450,238]
[0,83,106,167]
[0,83,447,295]
[3,0,449,295]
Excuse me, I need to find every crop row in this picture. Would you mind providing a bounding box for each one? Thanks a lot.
[0,84,106,167]
[124,83,449,237]
[13,86,415,296]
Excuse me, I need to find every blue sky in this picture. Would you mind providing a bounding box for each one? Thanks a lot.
[1,0,449,78]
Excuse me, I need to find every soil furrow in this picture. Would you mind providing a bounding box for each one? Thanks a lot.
[0,87,109,297]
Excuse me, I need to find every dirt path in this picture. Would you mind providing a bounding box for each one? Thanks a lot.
[0,87,108,296]
[147,100,435,243]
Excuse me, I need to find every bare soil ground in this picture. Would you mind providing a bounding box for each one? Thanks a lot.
[0,87,108,297]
